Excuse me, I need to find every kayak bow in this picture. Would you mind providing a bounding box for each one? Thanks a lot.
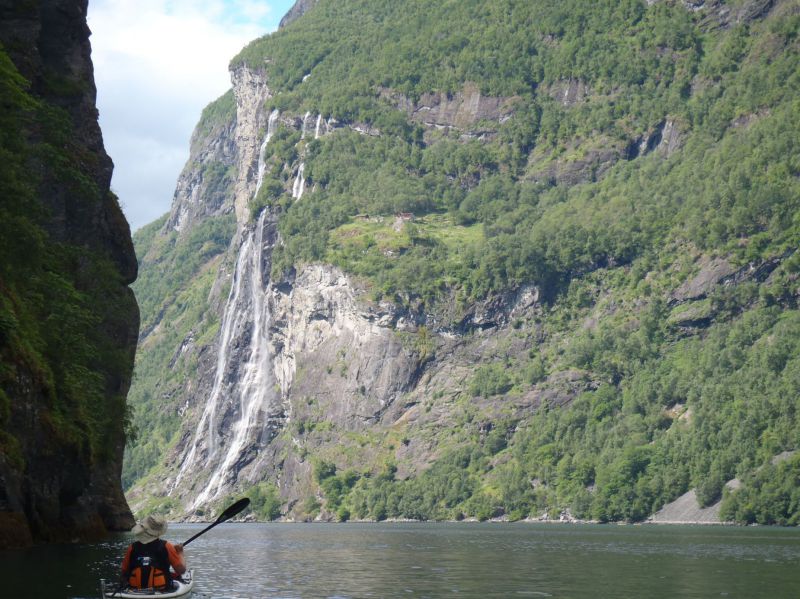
[100,570,194,598]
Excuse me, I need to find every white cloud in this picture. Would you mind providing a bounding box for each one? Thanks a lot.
[228,0,274,22]
[88,0,294,231]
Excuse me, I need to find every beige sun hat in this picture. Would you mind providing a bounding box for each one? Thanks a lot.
[131,514,168,543]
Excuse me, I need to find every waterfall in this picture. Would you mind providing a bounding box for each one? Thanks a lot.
[254,109,280,198]
[173,109,282,506]
[292,163,305,200]
[314,114,323,139]
[171,225,259,493]
[190,209,274,510]
[300,111,311,139]
[173,209,275,509]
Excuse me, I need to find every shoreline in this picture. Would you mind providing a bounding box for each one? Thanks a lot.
[172,516,760,527]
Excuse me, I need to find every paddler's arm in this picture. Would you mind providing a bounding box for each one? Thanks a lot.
[120,545,133,576]
[166,542,186,576]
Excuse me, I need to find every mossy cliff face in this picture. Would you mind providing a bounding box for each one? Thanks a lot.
[0,0,137,548]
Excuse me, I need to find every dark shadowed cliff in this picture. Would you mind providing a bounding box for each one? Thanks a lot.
[0,0,137,548]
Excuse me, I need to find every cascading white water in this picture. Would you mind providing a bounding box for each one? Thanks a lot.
[314,114,323,139]
[290,113,318,201]
[254,109,280,198]
[190,209,274,509]
[292,163,305,199]
[171,230,256,492]
[172,110,281,506]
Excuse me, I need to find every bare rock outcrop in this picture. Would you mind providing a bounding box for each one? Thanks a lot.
[649,489,724,524]
[626,118,685,161]
[269,264,420,430]
[664,0,777,28]
[166,103,238,233]
[547,78,590,107]
[527,138,627,186]
[526,115,684,186]
[671,250,795,305]
[279,0,320,29]
[672,257,737,303]
[381,83,518,139]
[231,66,274,224]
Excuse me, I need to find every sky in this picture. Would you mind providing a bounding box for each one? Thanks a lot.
[87,0,297,232]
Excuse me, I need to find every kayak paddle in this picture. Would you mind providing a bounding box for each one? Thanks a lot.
[181,497,251,546]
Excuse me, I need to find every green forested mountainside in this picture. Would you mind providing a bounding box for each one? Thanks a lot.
[129,0,800,524]
[0,47,132,469]
[238,0,799,302]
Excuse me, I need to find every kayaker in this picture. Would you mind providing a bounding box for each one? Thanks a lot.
[121,514,187,590]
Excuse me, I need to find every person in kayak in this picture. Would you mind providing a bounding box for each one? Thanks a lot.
[121,514,186,590]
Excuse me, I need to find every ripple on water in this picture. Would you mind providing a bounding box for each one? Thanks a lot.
[6,523,800,598]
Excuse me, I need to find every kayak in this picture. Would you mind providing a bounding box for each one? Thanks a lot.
[99,570,194,598]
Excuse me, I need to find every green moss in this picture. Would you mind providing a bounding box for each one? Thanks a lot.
[667,299,714,326]
[0,45,136,470]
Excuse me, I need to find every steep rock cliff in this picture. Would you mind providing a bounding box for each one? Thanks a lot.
[128,0,800,525]
[0,0,137,548]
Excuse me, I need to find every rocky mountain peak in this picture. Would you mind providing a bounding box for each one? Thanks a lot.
[279,0,320,29]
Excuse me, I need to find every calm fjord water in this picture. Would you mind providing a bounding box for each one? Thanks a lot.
[2,522,798,598]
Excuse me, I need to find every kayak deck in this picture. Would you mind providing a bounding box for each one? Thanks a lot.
[100,570,194,598]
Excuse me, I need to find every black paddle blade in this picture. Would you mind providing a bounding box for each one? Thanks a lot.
[217,497,250,523]
[182,497,252,546]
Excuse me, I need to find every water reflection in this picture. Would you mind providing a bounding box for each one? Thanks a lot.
[0,523,798,598]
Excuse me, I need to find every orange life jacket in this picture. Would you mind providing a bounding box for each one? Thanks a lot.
[126,540,172,590]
